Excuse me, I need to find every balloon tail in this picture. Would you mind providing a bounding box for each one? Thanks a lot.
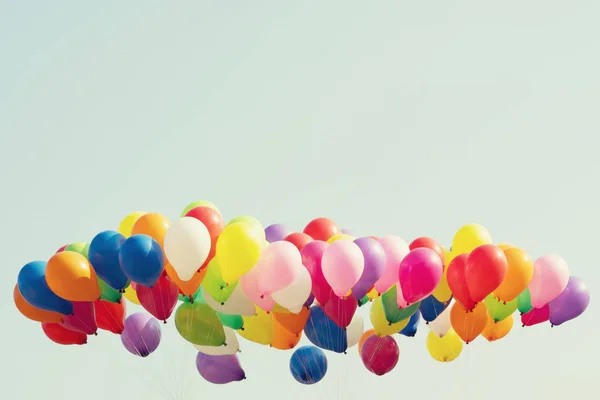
[163,320,167,324]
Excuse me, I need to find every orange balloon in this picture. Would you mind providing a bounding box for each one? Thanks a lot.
[271,317,302,350]
[450,301,488,344]
[131,212,171,247]
[272,307,310,335]
[46,251,100,302]
[481,314,513,342]
[358,328,376,354]
[13,285,63,323]
[165,262,207,295]
[494,247,534,302]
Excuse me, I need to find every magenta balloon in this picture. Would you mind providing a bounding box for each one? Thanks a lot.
[60,301,98,335]
[352,237,385,299]
[265,224,292,243]
[196,352,246,384]
[398,248,443,304]
[121,312,161,357]
[521,304,550,327]
[301,241,332,305]
[360,335,399,376]
[549,276,590,326]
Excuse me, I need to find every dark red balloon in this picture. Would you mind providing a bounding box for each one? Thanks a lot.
[409,237,445,265]
[60,301,98,335]
[55,245,68,253]
[521,304,550,327]
[465,244,508,303]
[303,218,341,242]
[284,232,313,251]
[360,335,399,376]
[95,299,126,334]
[185,206,225,269]
[137,275,179,322]
[42,322,87,345]
[322,294,357,328]
[446,254,476,310]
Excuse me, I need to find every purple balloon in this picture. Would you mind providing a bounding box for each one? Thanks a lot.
[549,276,590,326]
[304,292,315,307]
[341,228,353,236]
[196,352,245,384]
[121,312,161,357]
[265,224,292,243]
[351,237,386,299]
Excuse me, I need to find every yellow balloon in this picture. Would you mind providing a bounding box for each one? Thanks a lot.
[370,297,410,336]
[366,287,379,301]
[237,309,273,345]
[123,284,141,305]
[216,222,262,284]
[272,303,291,314]
[426,329,463,362]
[181,200,220,217]
[451,223,492,255]
[326,234,353,244]
[481,314,513,342]
[432,248,453,302]
[498,243,514,251]
[118,211,146,238]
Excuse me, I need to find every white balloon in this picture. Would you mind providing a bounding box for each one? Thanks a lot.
[271,266,312,313]
[164,217,211,281]
[194,327,240,355]
[428,299,454,338]
[346,314,364,348]
[202,285,256,316]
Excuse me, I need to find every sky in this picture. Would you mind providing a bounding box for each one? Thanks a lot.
[1,0,599,398]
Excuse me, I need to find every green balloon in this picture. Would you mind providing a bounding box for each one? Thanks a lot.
[484,295,517,322]
[175,302,226,346]
[219,313,244,330]
[382,286,420,323]
[65,242,90,259]
[181,200,220,217]
[201,259,236,303]
[358,296,370,307]
[517,288,533,314]
[98,278,123,303]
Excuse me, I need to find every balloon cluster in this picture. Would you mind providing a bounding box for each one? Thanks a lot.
[14,201,590,385]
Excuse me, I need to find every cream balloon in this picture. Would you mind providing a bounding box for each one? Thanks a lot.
[202,285,256,316]
[346,314,364,348]
[271,267,312,313]
[164,217,211,281]
[194,327,240,355]
[428,299,453,338]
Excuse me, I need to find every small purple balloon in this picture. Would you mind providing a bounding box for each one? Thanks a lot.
[121,312,161,357]
[351,237,386,299]
[196,352,246,384]
[304,292,315,307]
[549,276,590,326]
[265,224,292,243]
[341,228,353,236]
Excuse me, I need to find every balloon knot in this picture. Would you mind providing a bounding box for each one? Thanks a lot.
[503,301,506,305]
[94,332,98,336]
[551,324,554,328]
[240,327,245,331]
[343,351,347,355]
[224,342,228,346]
[443,356,448,362]
[219,285,225,290]
[425,321,429,325]
[220,302,225,306]
[520,312,523,316]
[163,320,167,324]
[388,322,392,326]
[521,324,525,327]
[242,376,247,380]
[116,299,121,304]
[259,294,265,299]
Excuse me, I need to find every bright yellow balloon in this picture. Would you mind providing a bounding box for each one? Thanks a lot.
[451,223,492,255]
[123,284,141,305]
[370,297,409,336]
[481,314,513,342]
[118,211,146,238]
[432,248,453,302]
[366,287,379,301]
[216,222,263,283]
[326,234,353,244]
[426,329,463,362]
[237,309,273,345]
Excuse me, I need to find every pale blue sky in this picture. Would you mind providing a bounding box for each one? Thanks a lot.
[1,1,599,398]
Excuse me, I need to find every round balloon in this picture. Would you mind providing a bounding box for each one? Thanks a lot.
[290,346,328,385]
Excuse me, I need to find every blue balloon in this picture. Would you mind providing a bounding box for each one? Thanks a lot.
[419,295,452,323]
[89,230,129,290]
[289,346,328,385]
[399,309,421,337]
[118,234,164,287]
[17,261,73,315]
[303,306,347,353]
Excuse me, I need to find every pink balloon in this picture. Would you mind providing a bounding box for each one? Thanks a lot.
[321,241,364,297]
[395,282,409,308]
[256,241,304,295]
[399,248,444,304]
[240,268,275,311]
[374,236,410,294]
[529,254,569,308]
[521,304,550,327]
[360,335,399,376]
[301,241,332,305]
[322,294,357,328]
[61,301,98,335]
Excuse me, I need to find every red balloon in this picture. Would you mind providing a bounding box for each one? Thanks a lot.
[521,304,550,327]
[60,301,98,335]
[185,206,225,269]
[360,335,399,376]
[322,294,357,328]
[95,299,126,334]
[55,244,68,253]
[446,254,476,310]
[303,218,341,242]
[136,275,179,322]
[465,244,508,303]
[284,232,313,251]
[409,237,445,265]
[42,322,87,345]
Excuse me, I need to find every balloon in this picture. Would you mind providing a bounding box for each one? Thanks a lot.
[517,288,533,314]
[98,278,122,303]
[164,217,211,281]
[381,286,420,324]
[322,293,358,328]
[195,327,240,356]
[13,284,63,323]
[131,213,171,247]
[95,299,125,334]
[301,241,332,305]
[370,297,410,336]
[484,295,517,322]
[284,232,313,251]
[175,302,225,346]
[450,301,487,344]
[399,248,444,304]
[375,236,410,294]
[182,200,220,217]
[203,284,256,316]
[273,307,310,336]
[227,215,263,231]
[521,304,550,327]
[360,335,399,376]
[428,300,453,338]
[494,247,534,302]
[216,222,263,283]
[136,275,179,322]
[88,231,129,291]
[399,310,421,337]
[341,228,353,235]
[426,329,463,362]
[265,223,292,243]
[272,267,312,313]
[45,252,100,302]
[123,284,141,305]
[529,254,570,308]
[17,261,73,315]
[272,317,303,350]
[346,315,364,348]
[358,329,375,354]
[451,223,492,255]
[409,237,445,265]
[465,244,507,303]
[42,323,87,345]
[303,217,341,242]
[201,259,236,304]
[549,276,590,326]
[196,352,245,384]
[60,301,97,335]
[352,237,386,300]
[321,240,364,297]
[238,308,273,345]
[118,234,165,287]
[118,211,146,237]
[326,234,353,244]
[446,254,476,310]
[255,241,304,295]
[290,346,328,385]
[219,313,244,330]
[121,313,161,357]
[168,266,207,297]
[184,205,225,269]
[432,267,453,303]
[482,314,513,342]
[239,266,276,312]
[304,306,347,353]
[419,295,451,323]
